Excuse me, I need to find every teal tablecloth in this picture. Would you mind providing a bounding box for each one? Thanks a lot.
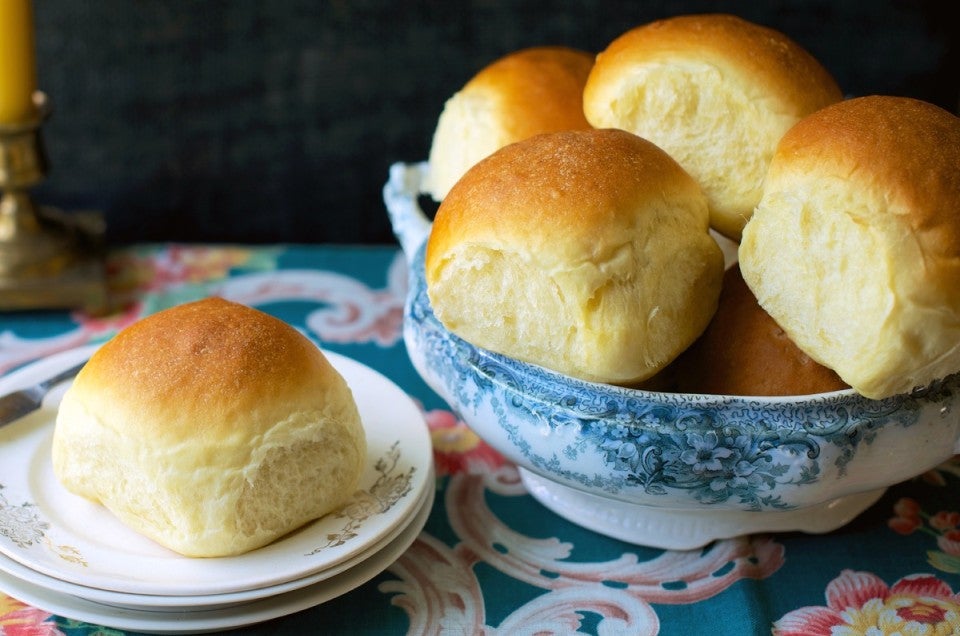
[2,244,960,635]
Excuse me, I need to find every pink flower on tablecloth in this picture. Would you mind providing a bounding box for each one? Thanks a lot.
[894,498,922,518]
[110,245,261,293]
[938,530,960,557]
[773,570,960,635]
[888,498,960,572]
[0,595,62,636]
[85,245,271,320]
[889,515,922,535]
[889,497,923,535]
[931,511,960,531]
[424,409,505,476]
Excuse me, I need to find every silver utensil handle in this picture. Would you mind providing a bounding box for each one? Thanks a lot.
[37,359,88,390]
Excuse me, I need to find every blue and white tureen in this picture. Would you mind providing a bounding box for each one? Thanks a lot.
[385,161,960,550]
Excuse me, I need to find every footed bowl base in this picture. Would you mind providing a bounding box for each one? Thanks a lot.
[519,468,886,550]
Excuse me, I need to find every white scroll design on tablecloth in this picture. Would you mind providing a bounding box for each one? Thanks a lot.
[215,253,407,347]
[0,249,409,374]
[380,464,785,634]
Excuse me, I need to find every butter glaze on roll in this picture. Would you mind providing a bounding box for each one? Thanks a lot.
[52,298,366,557]
[425,46,594,201]
[582,14,842,241]
[739,96,960,400]
[426,128,725,385]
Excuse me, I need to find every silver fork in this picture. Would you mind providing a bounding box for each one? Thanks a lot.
[0,359,88,428]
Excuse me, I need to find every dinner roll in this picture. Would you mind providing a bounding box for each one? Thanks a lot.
[53,298,366,557]
[425,46,594,201]
[582,14,842,241]
[739,96,960,399]
[426,128,725,385]
[671,264,848,396]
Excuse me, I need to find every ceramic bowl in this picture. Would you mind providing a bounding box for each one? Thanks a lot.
[384,162,960,550]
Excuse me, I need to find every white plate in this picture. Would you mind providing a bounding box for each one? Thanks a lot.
[0,470,433,611]
[0,482,433,633]
[0,344,433,596]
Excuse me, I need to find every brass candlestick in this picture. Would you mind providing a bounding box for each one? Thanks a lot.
[0,91,106,312]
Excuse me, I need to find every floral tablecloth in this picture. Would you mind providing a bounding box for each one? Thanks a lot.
[1,243,959,636]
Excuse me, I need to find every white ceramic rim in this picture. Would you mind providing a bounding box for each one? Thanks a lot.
[0,484,434,633]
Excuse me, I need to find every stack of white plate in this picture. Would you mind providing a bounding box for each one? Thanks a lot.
[0,346,435,633]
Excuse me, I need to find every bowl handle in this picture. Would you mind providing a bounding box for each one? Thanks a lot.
[384,162,433,264]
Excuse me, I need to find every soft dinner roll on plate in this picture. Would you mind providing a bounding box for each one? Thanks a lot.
[53,298,366,558]
[670,264,848,396]
[582,14,842,241]
[425,46,594,201]
[426,128,725,385]
[739,96,960,400]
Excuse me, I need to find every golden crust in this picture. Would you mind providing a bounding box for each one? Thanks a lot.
[73,297,343,445]
[582,14,842,241]
[425,46,594,201]
[53,297,366,556]
[769,95,960,263]
[425,128,724,385]
[585,14,841,117]
[427,128,704,278]
[464,46,594,139]
[739,95,960,398]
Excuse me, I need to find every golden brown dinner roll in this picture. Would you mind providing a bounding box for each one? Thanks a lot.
[582,14,842,241]
[425,46,594,201]
[671,264,848,396]
[53,298,366,557]
[426,128,725,385]
[739,96,960,399]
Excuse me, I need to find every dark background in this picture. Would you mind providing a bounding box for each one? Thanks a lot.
[30,1,959,246]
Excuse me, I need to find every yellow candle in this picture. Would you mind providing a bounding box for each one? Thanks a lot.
[0,0,38,124]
